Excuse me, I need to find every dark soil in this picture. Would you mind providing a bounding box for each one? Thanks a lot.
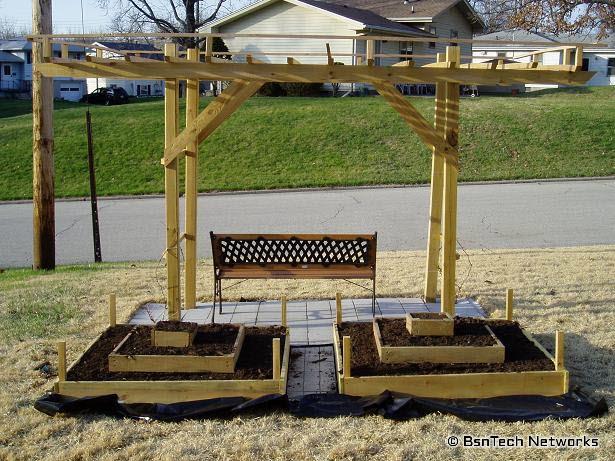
[121,324,238,356]
[379,317,496,347]
[154,321,198,333]
[338,319,554,376]
[67,325,286,381]
[409,313,448,319]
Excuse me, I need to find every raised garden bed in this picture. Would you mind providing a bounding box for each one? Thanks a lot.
[373,318,504,364]
[406,312,453,336]
[333,319,568,399]
[151,320,198,347]
[109,324,246,373]
[56,324,290,403]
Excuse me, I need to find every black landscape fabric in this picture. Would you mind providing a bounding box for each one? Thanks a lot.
[35,388,607,422]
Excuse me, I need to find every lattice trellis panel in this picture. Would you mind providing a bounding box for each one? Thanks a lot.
[215,237,374,267]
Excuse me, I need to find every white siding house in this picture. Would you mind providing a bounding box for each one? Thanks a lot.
[473,30,615,92]
[203,0,483,94]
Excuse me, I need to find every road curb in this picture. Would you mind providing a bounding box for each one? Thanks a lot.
[1,176,613,205]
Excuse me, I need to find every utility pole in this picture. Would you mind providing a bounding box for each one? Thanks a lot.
[32,0,55,270]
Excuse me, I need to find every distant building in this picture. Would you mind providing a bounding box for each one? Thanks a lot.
[473,30,615,92]
[0,39,86,100]
[85,41,166,97]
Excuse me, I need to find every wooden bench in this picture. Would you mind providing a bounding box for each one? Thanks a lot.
[210,232,377,315]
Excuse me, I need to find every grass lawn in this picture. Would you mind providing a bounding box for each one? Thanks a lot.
[0,246,613,459]
[0,87,613,201]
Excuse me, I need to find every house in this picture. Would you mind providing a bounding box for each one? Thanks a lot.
[0,39,86,100]
[473,30,615,91]
[86,42,165,97]
[203,0,485,70]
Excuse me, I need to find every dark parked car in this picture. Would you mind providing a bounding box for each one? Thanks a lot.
[80,87,129,105]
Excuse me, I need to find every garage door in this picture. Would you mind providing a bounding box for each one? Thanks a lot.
[60,86,82,101]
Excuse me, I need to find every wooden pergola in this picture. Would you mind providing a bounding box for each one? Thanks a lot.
[30,26,595,319]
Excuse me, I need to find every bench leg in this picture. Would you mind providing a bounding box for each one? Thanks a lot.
[372,278,377,316]
[218,279,223,315]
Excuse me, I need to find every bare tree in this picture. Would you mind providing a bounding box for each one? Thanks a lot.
[97,1,243,46]
[0,18,30,39]
[470,0,614,38]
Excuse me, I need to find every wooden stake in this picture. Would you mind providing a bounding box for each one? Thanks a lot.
[574,46,583,70]
[109,293,117,327]
[184,48,199,310]
[85,110,102,263]
[424,52,446,302]
[32,0,55,270]
[272,338,281,381]
[555,331,564,371]
[336,292,342,324]
[326,43,334,66]
[441,46,460,316]
[57,341,66,381]
[366,39,375,65]
[506,288,514,321]
[164,43,181,321]
[281,295,287,327]
[342,336,351,377]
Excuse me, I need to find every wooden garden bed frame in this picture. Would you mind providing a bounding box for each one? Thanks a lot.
[372,319,505,364]
[55,325,290,403]
[108,325,246,373]
[333,322,568,398]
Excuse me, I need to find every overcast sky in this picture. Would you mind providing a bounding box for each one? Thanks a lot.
[1,0,250,34]
[2,0,112,33]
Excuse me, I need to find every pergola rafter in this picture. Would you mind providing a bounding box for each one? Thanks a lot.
[29,32,595,318]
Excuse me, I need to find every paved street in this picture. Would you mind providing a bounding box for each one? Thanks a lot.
[1,179,614,268]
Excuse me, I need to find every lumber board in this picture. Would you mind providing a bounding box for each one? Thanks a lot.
[373,320,504,364]
[342,370,569,398]
[371,81,458,167]
[55,379,281,403]
[280,328,291,393]
[151,328,196,347]
[424,70,446,302]
[35,62,595,87]
[184,48,199,310]
[109,326,246,373]
[406,313,454,336]
[332,323,344,392]
[163,79,263,165]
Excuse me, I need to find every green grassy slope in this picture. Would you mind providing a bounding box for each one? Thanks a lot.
[0,87,613,200]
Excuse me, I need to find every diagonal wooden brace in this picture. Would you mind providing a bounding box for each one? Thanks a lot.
[371,81,458,168]
[162,79,263,166]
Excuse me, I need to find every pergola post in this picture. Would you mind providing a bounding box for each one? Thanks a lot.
[184,48,199,309]
[441,46,461,316]
[423,52,446,302]
[32,0,55,270]
[164,43,181,320]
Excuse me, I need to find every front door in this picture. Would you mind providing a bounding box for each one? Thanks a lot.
[2,64,15,89]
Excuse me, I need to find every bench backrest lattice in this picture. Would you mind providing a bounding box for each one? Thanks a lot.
[210,233,378,314]
[217,236,373,267]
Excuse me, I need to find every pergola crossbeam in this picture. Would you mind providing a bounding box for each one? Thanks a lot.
[36,61,593,86]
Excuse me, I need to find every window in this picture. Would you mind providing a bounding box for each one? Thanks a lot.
[607,58,615,76]
[428,26,436,49]
[26,51,32,64]
[3,65,10,76]
[399,41,413,63]
[450,29,458,46]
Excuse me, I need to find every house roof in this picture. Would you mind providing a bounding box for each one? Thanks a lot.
[473,29,613,50]
[0,39,86,52]
[0,50,24,63]
[206,0,436,37]
[325,0,485,30]
[94,41,160,52]
[298,0,434,36]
